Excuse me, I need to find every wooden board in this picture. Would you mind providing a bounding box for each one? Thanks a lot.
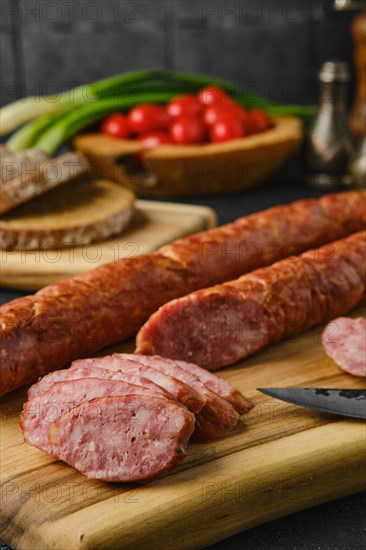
[1,308,365,550]
[0,200,217,290]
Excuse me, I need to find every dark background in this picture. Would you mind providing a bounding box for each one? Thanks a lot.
[1,1,365,549]
[0,0,356,107]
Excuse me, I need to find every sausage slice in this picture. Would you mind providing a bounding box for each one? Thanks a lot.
[48,395,195,482]
[119,353,242,442]
[72,355,244,442]
[71,356,206,415]
[322,317,366,377]
[28,365,167,400]
[20,378,169,453]
[122,354,251,414]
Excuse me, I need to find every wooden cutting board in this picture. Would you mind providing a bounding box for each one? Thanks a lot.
[0,200,217,290]
[1,308,365,550]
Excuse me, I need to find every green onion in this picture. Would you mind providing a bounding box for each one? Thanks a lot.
[7,110,70,152]
[35,92,177,155]
[265,104,317,117]
[154,70,273,109]
[0,91,85,137]
[0,70,158,136]
[2,69,316,145]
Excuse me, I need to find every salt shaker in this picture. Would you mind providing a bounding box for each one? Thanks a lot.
[306,61,355,188]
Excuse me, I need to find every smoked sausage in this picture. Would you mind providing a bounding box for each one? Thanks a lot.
[136,232,366,369]
[1,191,365,395]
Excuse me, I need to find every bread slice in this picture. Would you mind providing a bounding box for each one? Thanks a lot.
[0,179,135,250]
[1,148,49,183]
[0,151,90,214]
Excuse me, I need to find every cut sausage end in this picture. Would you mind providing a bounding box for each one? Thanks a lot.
[136,288,269,369]
[136,232,366,370]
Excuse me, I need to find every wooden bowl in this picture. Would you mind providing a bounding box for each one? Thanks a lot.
[73,116,302,196]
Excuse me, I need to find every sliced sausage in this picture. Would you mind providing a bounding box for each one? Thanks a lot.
[322,317,366,377]
[123,353,252,414]
[2,191,365,396]
[72,354,239,442]
[71,355,205,415]
[119,353,242,442]
[48,395,195,482]
[176,359,252,414]
[20,378,168,453]
[28,365,167,400]
[136,232,366,369]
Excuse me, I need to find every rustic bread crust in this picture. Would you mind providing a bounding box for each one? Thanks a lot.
[1,148,50,184]
[0,179,135,250]
[0,151,90,214]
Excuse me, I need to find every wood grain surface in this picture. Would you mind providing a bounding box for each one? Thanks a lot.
[0,200,217,290]
[1,308,365,550]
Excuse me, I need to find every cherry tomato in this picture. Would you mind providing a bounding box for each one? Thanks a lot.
[210,114,244,143]
[127,104,170,134]
[247,109,270,134]
[198,86,229,107]
[169,117,207,145]
[137,131,170,148]
[167,95,203,119]
[101,114,131,139]
[203,102,247,127]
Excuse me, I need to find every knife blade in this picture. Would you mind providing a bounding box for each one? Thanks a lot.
[257,388,366,420]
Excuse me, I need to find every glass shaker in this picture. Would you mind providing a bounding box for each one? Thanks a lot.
[306,61,355,188]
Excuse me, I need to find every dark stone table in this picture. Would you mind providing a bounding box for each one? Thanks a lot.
[1,156,365,549]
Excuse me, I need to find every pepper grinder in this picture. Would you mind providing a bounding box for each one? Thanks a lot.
[306,61,355,188]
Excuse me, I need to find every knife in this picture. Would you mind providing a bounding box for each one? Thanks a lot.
[257,388,366,420]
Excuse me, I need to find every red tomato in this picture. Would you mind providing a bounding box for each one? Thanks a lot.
[101,114,131,139]
[169,117,207,144]
[247,109,270,134]
[127,104,170,134]
[210,114,244,143]
[204,102,247,127]
[137,131,170,148]
[167,95,203,119]
[198,86,229,107]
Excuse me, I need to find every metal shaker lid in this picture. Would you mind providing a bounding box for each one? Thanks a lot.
[334,0,366,10]
[319,61,350,82]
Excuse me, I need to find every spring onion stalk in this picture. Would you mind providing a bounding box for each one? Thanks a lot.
[265,104,317,118]
[154,70,273,109]
[159,71,317,119]
[7,110,71,152]
[1,69,316,138]
[0,70,158,136]
[96,78,199,98]
[35,92,177,155]
[0,89,87,137]
[6,86,192,152]
[5,80,191,151]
